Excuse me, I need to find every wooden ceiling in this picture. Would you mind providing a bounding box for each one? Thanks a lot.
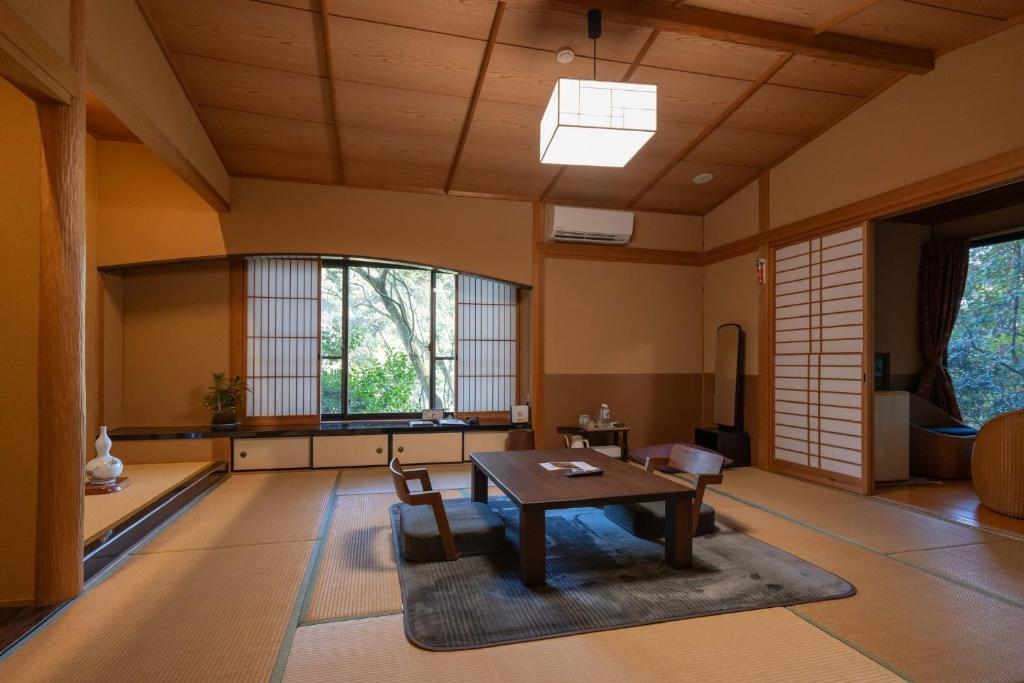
[129,0,1023,215]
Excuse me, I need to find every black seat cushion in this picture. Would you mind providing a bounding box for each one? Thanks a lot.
[399,499,506,562]
[603,501,716,539]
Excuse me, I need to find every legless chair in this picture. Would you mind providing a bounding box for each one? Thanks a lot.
[390,458,506,562]
[604,444,725,538]
[972,409,1024,519]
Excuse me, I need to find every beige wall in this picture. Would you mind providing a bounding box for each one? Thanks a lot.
[874,222,931,388]
[117,261,230,427]
[704,179,759,251]
[0,77,40,604]
[770,24,1024,229]
[630,212,703,251]
[703,254,760,374]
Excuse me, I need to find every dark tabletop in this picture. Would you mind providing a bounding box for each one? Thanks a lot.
[470,449,693,508]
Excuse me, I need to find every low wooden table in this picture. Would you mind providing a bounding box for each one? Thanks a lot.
[470,449,696,588]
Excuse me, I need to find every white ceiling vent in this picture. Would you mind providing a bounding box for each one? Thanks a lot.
[546,205,634,246]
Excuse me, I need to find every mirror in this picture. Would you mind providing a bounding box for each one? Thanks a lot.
[713,324,743,429]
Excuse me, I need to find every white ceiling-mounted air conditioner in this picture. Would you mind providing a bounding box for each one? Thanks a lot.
[546,205,634,246]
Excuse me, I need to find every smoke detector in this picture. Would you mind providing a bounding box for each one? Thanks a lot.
[692,173,715,185]
[556,47,576,64]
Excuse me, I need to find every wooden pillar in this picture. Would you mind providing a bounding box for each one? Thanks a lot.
[35,0,86,605]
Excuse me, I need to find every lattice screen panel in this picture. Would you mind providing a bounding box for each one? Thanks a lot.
[773,225,866,480]
[457,275,517,413]
[246,257,319,417]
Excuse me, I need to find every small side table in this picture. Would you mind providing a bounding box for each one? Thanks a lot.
[556,425,630,461]
[693,426,750,467]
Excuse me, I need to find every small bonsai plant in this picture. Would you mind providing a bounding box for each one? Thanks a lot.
[203,372,248,429]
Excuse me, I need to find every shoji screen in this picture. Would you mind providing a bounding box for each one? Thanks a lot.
[246,257,319,417]
[457,275,517,413]
[772,225,868,486]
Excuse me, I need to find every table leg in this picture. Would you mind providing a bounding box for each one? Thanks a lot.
[621,431,629,462]
[664,496,693,569]
[471,462,488,503]
[519,506,546,588]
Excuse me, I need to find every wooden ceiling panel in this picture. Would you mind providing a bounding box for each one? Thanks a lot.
[199,107,337,156]
[327,0,497,40]
[498,4,651,62]
[630,66,753,126]
[481,43,625,107]
[687,126,805,168]
[332,82,468,137]
[633,183,730,214]
[451,99,559,197]
[142,0,325,76]
[175,54,333,124]
[833,0,999,51]
[327,16,484,97]
[682,0,855,29]
[221,146,340,183]
[340,127,456,189]
[633,159,761,213]
[641,31,784,81]
[723,83,862,136]
[768,54,899,97]
[912,0,1022,20]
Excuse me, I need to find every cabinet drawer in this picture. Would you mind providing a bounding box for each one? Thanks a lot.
[233,437,310,471]
[393,432,462,465]
[463,431,509,460]
[313,435,388,468]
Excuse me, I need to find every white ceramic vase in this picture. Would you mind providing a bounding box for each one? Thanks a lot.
[86,426,124,485]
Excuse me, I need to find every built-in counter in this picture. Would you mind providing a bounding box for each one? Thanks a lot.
[110,421,531,471]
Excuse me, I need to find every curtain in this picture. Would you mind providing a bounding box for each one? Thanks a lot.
[915,238,969,420]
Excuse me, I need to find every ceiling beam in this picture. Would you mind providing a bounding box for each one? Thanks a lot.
[320,0,345,183]
[813,0,883,35]
[444,1,505,194]
[0,1,79,104]
[627,53,793,208]
[528,0,933,74]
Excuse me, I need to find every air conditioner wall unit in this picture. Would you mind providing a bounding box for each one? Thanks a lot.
[546,205,634,246]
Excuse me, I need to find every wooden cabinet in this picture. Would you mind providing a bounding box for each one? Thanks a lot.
[313,435,388,468]
[233,437,310,471]
[873,391,909,482]
[463,431,509,460]
[393,432,462,464]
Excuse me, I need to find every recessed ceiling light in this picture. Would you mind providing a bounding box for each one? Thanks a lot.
[693,173,715,184]
[556,48,575,64]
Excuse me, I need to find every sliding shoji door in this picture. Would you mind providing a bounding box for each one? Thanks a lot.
[771,224,873,493]
[457,275,517,414]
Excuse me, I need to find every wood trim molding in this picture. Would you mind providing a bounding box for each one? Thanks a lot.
[861,221,876,495]
[813,0,883,36]
[537,241,703,266]
[628,53,792,207]
[756,242,771,470]
[87,62,230,213]
[770,460,864,494]
[319,0,345,183]
[531,0,934,74]
[530,202,545,447]
[35,0,85,605]
[0,0,79,103]
[228,259,247,419]
[622,29,660,82]
[444,1,505,193]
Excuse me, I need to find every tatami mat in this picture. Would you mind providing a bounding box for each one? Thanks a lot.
[712,468,998,553]
[282,611,899,683]
[304,490,460,624]
[139,470,336,554]
[892,540,1024,606]
[712,500,1024,682]
[0,542,314,683]
[338,464,471,495]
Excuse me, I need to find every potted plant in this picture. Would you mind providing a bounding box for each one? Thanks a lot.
[203,372,248,430]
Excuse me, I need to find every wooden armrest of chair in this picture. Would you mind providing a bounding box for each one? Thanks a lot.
[405,489,459,560]
[403,467,433,491]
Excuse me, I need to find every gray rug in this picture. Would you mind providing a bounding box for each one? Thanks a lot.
[390,498,855,650]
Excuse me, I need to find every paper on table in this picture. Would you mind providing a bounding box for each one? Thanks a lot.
[540,461,600,472]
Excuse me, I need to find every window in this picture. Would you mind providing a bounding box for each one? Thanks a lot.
[457,275,518,413]
[948,234,1024,427]
[319,261,459,418]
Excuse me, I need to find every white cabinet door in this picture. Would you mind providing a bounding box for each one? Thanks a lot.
[233,437,310,471]
[463,431,509,460]
[313,435,388,468]
[393,432,463,464]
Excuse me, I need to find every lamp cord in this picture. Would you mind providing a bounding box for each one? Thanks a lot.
[593,37,597,80]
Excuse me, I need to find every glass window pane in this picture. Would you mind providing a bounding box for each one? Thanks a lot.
[435,272,455,358]
[347,266,431,414]
[435,359,454,412]
[320,266,344,357]
[320,358,342,415]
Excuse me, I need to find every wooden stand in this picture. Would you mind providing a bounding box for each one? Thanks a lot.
[694,426,750,468]
[85,477,130,496]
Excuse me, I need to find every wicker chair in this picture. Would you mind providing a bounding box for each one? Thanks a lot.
[909,393,977,480]
[972,409,1024,519]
